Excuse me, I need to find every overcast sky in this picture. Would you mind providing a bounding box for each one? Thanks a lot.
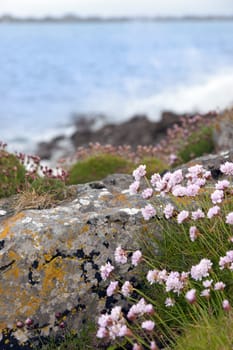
[0,0,233,17]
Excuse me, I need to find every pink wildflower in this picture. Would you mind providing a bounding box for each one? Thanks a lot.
[222,299,231,311]
[177,210,189,224]
[114,246,127,264]
[211,190,224,204]
[219,250,233,269]
[141,320,155,332]
[133,344,143,350]
[207,205,220,219]
[214,281,226,291]
[168,169,183,188]
[97,306,128,340]
[165,271,184,294]
[129,181,140,195]
[186,184,200,197]
[106,281,119,297]
[132,250,142,266]
[202,279,213,288]
[185,289,196,304]
[121,281,133,297]
[226,212,233,225]
[141,204,156,220]
[200,289,210,298]
[163,203,174,219]
[191,209,205,221]
[169,153,178,165]
[147,269,159,284]
[165,297,175,307]
[96,327,108,338]
[192,178,206,187]
[220,162,233,176]
[142,188,153,199]
[190,258,213,281]
[172,185,187,197]
[133,165,146,181]
[157,269,168,283]
[100,262,115,281]
[127,298,153,320]
[187,164,204,176]
[189,226,199,242]
[150,341,159,350]
[150,173,161,187]
[215,180,230,190]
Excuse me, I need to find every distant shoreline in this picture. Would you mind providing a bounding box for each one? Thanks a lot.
[1,15,233,23]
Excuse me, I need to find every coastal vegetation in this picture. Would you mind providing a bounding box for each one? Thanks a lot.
[96,161,233,349]
[0,111,233,349]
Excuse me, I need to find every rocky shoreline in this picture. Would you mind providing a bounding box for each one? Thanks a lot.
[36,111,217,163]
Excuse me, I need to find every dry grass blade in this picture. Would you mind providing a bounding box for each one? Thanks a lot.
[15,189,59,211]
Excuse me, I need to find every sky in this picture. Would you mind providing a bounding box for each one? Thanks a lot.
[0,0,233,17]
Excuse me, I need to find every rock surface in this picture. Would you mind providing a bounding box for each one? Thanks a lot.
[0,174,159,348]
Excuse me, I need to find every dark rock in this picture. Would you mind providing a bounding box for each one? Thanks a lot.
[35,112,184,161]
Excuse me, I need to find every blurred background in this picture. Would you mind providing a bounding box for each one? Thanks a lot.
[1,0,233,155]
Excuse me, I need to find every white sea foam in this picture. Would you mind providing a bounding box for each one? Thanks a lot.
[123,68,233,120]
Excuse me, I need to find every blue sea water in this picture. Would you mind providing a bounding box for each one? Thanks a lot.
[1,20,233,153]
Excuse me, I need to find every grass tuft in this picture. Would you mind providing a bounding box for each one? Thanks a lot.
[67,154,134,185]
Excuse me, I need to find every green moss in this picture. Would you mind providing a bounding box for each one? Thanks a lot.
[178,126,214,163]
[67,154,134,184]
[0,150,26,198]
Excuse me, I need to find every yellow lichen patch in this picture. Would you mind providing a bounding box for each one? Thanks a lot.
[0,212,25,239]
[80,225,89,234]
[10,265,20,279]
[7,250,20,261]
[43,252,53,262]
[99,194,112,201]
[113,192,128,203]
[15,292,41,318]
[40,257,67,297]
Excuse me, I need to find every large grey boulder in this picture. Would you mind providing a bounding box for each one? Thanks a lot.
[0,174,158,348]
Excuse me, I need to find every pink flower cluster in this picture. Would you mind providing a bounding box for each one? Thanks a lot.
[220,161,233,176]
[141,204,156,221]
[133,165,146,181]
[147,268,189,295]
[219,250,233,270]
[100,262,115,281]
[127,298,154,320]
[190,258,213,281]
[114,246,142,266]
[97,306,131,340]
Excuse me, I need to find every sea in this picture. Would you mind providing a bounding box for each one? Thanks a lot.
[1,20,233,154]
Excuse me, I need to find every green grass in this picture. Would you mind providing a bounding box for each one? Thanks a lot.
[67,154,134,185]
[178,126,214,163]
[28,177,67,201]
[0,150,26,198]
[140,156,168,178]
[174,312,233,350]
[36,322,97,350]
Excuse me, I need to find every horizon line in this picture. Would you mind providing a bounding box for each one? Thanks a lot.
[1,14,233,22]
